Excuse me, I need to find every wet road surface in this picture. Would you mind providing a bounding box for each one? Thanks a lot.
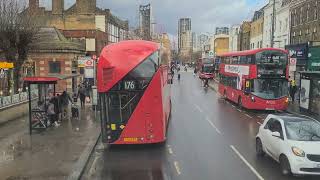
[82,72,319,180]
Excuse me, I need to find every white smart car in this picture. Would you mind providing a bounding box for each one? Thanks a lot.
[256,114,320,176]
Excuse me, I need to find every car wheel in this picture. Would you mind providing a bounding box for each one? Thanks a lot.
[256,138,265,157]
[280,155,292,176]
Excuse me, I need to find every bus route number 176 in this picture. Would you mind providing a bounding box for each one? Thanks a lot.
[124,81,136,90]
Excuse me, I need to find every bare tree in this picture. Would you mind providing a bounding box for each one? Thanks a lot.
[0,0,39,94]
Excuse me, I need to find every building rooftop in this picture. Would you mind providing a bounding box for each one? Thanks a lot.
[30,27,85,53]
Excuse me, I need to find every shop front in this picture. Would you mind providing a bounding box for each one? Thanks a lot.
[286,43,309,85]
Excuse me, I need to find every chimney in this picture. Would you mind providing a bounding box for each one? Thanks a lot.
[76,0,96,14]
[52,0,64,15]
[29,0,39,11]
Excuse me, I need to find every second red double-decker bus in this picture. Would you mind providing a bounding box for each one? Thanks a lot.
[97,40,172,144]
[218,48,289,110]
[197,57,215,79]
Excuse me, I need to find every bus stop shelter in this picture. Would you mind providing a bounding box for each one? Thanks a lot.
[299,71,320,116]
[24,74,80,134]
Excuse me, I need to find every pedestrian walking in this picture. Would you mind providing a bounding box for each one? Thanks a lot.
[203,78,209,87]
[60,91,73,120]
[289,80,297,102]
[193,68,197,76]
[78,85,86,108]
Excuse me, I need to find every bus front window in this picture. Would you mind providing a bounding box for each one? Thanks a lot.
[252,79,288,99]
[256,50,287,75]
[202,65,214,73]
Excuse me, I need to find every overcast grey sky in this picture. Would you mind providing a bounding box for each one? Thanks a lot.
[39,0,268,36]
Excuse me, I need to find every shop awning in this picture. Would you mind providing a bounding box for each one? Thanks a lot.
[24,74,81,84]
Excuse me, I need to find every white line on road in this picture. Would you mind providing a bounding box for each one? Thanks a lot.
[245,114,253,119]
[257,122,262,125]
[168,147,173,154]
[231,105,236,108]
[230,145,264,180]
[174,161,182,175]
[194,105,204,113]
[205,117,222,135]
[237,109,242,112]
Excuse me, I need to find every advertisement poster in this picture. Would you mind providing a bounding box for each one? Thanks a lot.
[300,79,310,110]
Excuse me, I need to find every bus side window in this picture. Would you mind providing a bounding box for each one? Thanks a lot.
[247,55,253,64]
[239,56,247,64]
[232,56,239,64]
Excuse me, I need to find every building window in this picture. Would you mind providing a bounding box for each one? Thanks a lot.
[300,7,303,24]
[307,4,310,21]
[49,61,61,74]
[315,2,318,20]
[291,12,295,27]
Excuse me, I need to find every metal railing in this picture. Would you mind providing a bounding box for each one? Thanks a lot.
[0,90,38,109]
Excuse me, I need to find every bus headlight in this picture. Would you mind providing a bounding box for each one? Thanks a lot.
[251,96,255,102]
[285,97,289,103]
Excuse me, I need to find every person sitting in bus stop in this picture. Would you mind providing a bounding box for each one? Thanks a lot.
[47,97,60,127]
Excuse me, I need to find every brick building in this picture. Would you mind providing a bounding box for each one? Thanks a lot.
[290,0,320,44]
[28,0,129,56]
[29,27,85,92]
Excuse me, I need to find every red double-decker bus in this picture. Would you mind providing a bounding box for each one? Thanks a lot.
[218,48,289,110]
[97,40,172,144]
[197,58,215,79]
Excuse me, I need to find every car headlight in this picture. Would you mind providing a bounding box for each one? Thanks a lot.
[292,147,305,157]
[251,96,255,102]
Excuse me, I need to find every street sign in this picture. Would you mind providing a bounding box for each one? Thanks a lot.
[289,58,297,72]
[85,59,94,67]
[0,62,14,69]
[208,50,214,57]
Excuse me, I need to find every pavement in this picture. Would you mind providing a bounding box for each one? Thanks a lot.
[81,71,319,180]
[0,104,100,180]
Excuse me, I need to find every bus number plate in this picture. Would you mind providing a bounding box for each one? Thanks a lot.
[124,81,136,90]
[123,137,138,142]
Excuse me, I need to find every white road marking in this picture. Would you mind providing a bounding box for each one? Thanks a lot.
[195,105,204,113]
[231,105,236,108]
[168,147,173,154]
[230,145,264,180]
[237,109,242,112]
[245,114,253,119]
[205,117,222,135]
[257,122,262,125]
[174,161,182,175]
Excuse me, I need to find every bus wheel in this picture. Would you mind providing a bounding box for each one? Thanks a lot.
[238,97,242,108]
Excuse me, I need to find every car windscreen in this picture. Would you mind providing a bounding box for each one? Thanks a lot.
[285,119,320,141]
